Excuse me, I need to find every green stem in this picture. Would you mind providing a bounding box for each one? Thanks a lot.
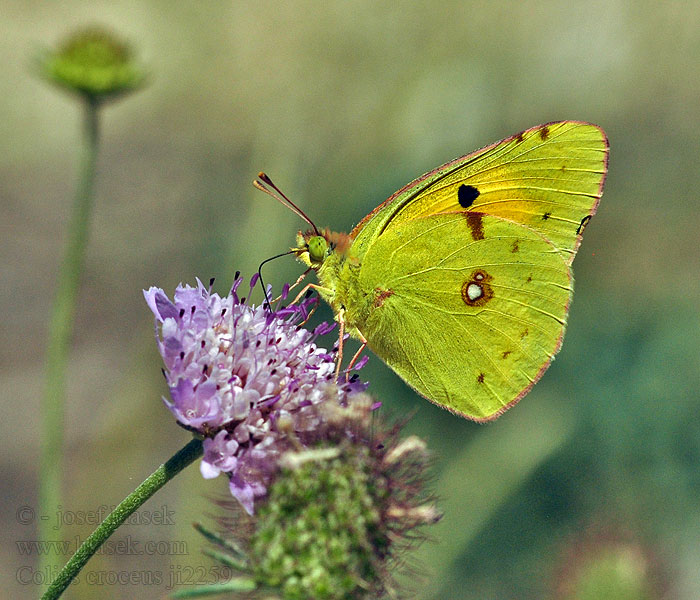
[38,96,100,580]
[170,578,258,597]
[42,438,203,600]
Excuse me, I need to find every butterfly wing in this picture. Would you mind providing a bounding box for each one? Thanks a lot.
[351,121,608,265]
[351,211,571,421]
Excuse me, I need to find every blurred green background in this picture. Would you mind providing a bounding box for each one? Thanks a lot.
[2,2,699,599]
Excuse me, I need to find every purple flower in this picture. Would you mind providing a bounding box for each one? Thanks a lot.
[145,275,366,514]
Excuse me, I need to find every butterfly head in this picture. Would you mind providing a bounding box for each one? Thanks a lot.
[294,228,352,269]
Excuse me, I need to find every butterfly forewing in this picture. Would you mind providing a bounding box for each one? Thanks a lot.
[353,121,608,265]
[353,212,572,420]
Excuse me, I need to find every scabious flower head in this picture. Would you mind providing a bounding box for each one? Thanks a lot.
[145,275,366,514]
[194,393,440,600]
[38,26,145,101]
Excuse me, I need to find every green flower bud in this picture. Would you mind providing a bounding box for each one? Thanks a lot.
[38,26,145,101]
[555,529,667,600]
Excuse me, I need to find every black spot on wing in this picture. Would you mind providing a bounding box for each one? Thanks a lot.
[542,212,551,220]
[539,125,550,140]
[577,215,592,235]
[458,184,480,208]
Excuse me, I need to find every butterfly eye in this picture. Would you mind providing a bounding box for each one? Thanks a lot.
[307,235,329,264]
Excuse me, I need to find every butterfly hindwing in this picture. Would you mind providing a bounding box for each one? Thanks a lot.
[351,211,572,420]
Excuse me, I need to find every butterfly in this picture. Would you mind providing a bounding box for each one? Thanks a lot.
[256,121,608,421]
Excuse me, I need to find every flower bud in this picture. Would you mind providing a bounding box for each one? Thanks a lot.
[39,26,145,101]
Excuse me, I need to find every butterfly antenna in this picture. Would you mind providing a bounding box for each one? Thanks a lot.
[257,250,296,309]
[253,172,320,235]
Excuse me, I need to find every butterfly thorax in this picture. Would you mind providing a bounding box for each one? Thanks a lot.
[294,228,367,336]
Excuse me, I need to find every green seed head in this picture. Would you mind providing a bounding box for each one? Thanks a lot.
[191,393,440,600]
[38,26,145,101]
[247,394,439,599]
[554,530,666,600]
[252,441,385,599]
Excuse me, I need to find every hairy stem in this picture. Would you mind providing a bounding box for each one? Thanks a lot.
[39,96,100,583]
[42,438,203,600]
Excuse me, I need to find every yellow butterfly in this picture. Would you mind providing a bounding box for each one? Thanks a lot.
[259,121,608,421]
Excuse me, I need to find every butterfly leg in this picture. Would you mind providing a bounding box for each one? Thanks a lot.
[288,281,327,306]
[286,280,338,327]
[270,267,312,303]
[286,281,345,377]
[344,333,368,382]
[298,297,319,327]
[332,313,367,382]
[334,308,347,381]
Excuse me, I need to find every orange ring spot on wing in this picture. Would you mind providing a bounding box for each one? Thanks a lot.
[461,270,494,307]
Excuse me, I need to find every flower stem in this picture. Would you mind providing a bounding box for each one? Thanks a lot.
[39,96,101,582]
[170,578,258,597]
[41,438,203,600]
